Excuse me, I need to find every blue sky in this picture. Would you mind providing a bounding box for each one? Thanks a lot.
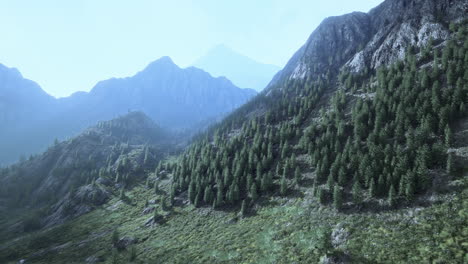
[0,0,384,97]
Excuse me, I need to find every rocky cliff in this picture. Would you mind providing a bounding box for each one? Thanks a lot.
[269,0,467,86]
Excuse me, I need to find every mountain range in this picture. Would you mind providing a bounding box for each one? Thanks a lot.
[0,0,467,263]
[0,57,256,165]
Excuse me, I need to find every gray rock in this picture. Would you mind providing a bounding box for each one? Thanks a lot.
[331,224,349,249]
[95,177,112,186]
[114,236,137,251]
[142,206,155,215]
[268,0,467,88]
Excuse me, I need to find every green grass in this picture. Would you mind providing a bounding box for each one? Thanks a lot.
[1,178,467,264]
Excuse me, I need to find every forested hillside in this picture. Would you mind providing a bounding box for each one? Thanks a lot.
[167,20,467,211]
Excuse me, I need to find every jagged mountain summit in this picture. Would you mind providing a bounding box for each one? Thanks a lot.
[193,44,281,91]
[269,0,467,87]
[65,56,256,129]
[0,57,256,165]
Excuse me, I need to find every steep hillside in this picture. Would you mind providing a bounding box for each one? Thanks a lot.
[0,57,256,165]
[170,0,467,210]
[193,44,281,91]
[0,0,467,263]
[0,112,175,233]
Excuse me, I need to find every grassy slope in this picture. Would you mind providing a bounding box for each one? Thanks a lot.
[1,171,466,264]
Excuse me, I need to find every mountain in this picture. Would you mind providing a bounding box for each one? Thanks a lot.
[0,57,256,165]
[0,64,56,125]
[0,112,173,229]
[60,56,257,130]
[269,0,466,87]
[193,44,281,91]
[1,0,467,263]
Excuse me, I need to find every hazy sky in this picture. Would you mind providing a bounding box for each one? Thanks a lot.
[0,0,384,97]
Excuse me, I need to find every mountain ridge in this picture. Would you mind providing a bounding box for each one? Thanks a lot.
[268,0,466,88]
[0,57,256,165]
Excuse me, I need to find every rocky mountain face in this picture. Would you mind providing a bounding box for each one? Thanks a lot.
[0,57,256,165]
[269,0,467,86]
[193,44,281,91]
[61,56,256,130]
[0,112,173,227]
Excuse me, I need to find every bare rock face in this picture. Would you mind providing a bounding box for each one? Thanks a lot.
[347,0,465,72]
[269,0,467,86]
[271,12,372,84]
[43,184,110,227]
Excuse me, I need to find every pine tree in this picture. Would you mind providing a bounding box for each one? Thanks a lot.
[216,181,224,206]
[247,174,254,191]
[119,188,125,200]
[250,183,258,201]
[111,229,119,246]
[388,184,397,208]
[318,188,326,205]
[261,172,271,192]
[405,172,415,200]
[154,180,159,194]
[188,182,196,204]
[369,178,377,198]
[352,181,362,204]
[446,153,454,174]
[240,200,247,217]
[294,167,301,186]
[194,193,200,207]
[333,185,343,211]
[445,125,453,148]
[280,175,287,196]
[160,195,167,211]
[203,186,213,204]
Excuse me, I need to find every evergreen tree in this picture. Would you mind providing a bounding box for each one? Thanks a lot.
[216,181,224,206]
[318,188,326,205]
[160,195,167,211]
[445,125,453,148]
[369,178,377,198]
[333,185,343,211]
[154,180,159,194]
[111,229,119,247]
[188,182,196,204]
[294,167,301,186]
[250,183,258,201]
[352,181,362,204]
[203,186,213,204]
[388,184,397,208]
[446,152,455,174]
[240,200,247,217]
[280,175,287,196]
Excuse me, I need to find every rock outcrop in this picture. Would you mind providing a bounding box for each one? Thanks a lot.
[268,0,467,86]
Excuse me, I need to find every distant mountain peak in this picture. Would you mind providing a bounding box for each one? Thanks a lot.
[193,45,281,91]
[0,63,23,79]
[142,56,179,72]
